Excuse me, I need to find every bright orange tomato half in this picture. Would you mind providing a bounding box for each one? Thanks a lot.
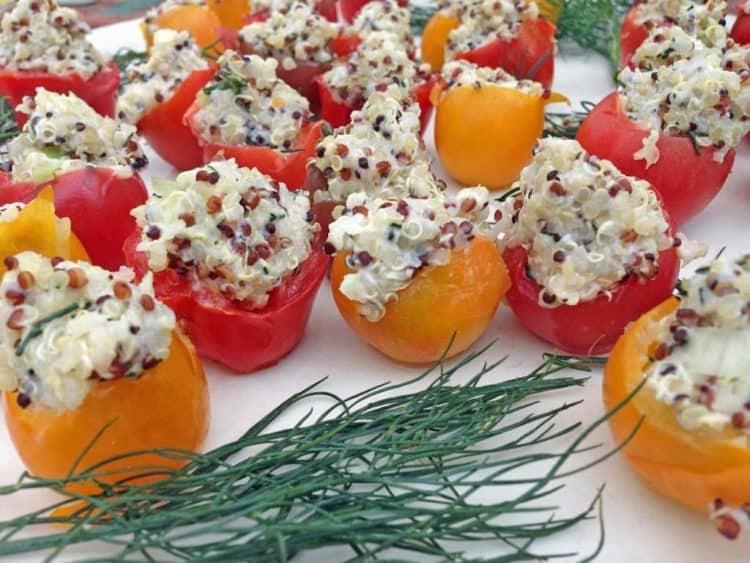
[331,236,511,364]
[205,0,250,29]
[604,298,750,515]
[0,187,88,275]
[432,83,558,190]
[4,330,209,491]
[141,4,224,52]
[421,12,459,72]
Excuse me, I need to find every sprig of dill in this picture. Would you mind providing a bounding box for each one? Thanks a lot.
[0,96,19,143]
[112,47,148,89]
[544,100,597,139]
[0,345,637,561]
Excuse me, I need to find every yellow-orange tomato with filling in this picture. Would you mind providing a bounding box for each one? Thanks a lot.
[3,330,209,490]
[331,236,511,364]
[0,187,88,276]
[432,83,552,190]
[604,298,750,514]
[141,5,224,52]
[206,0,250,29]
[421,12,460,72]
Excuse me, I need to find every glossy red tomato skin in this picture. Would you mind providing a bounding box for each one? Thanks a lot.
[620,5,650,68]
[185,102,324,190]
[276,62,330,115]
[502,243,680,355]
[138,68,215,171]
[576,92,735,227]
[0,62,120,128]
[124,232,329,373]
[0,167,147,270]
[339,0,408,22]
[456,18,556,90]
[731,3,750,45]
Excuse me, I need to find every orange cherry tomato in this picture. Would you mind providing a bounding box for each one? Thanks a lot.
[604,298,750,515]
[0,187,88,276]
[432,83,555,190]
[421,12,459,72]
[536,0,562,22]
[331,236,511,364]
[206,0,250,29]
[3,330,208,490]
[142,4,224,53]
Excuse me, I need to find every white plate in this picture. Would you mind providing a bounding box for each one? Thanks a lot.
[0,17,749,563]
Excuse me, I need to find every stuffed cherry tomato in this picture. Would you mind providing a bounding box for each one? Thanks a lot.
[307,85,439,233]
[245,0,337,24]
[731,2,750,44]
[117,30,214,171]
[0,253,208,488]
[421,0,554,89]
[316,31,434,129]
[0,0,119,127]
[340,0,407,23]
[125,160,327,374]
[0,188,88,274]
[604,255,750,539]
[578,25,748,226]
[433,60,558,190]
[185,51,323,189]
[0,90,148,270]
[141,0,224,53]
[497,138,680,355]
[237,3,338,112]
[328,189,509,364]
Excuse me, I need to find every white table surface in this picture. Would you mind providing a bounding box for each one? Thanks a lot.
[0,18,749,562]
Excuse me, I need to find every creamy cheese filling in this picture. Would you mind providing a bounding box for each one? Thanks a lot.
[133,159,317,307]
[620,27,750,165]
[633,0,728,49]
[327,189,490,321]
[6,89,147,183]
[323,31,429,106]
[0,0,106,79]
[238,2,337,70]
[439,60,544,95]
[439,0,539,60]
[496,138,674,307]
[0,252,175,413]
[0,203,25,223]
[312,86,433,201]
[117,29,209,124]
[193,51,311,149]
[351,0,413,46]
[646,255,750,434]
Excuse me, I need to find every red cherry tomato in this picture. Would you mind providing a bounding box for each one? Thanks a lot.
[185,103,324,189]
[331,33,362,58]
[502,242,680,355]
[137,68,215,171]
[576,92,735,226]
[0,167,147,270]
[276,62,331,115]
[456,18,556,90]
[0,62,120,128]
[620,5,651,69]
[731,2,750,45]
[339,0,407,23]
[124,232,329,373]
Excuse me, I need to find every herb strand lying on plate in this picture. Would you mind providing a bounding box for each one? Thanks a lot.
[0,346,637,561]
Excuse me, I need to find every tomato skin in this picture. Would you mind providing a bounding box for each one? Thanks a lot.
[185,102,324,190]
[206,0,249,29]
[619,5,651,69]
[138,68,215,171]
[339,0,408,23]
[456,18,556,90]
[731,3,750,45]
[331,236,510,364]
[0,62,120,128]
[0,168,147,270]
[124,233,329,374]
[421,12,460,72]
[576,92,735,227]
[503,243,679,355]
[604,298,750,514]
[331,33,362,58]
[4,330,208,488]
[142,4,224,53]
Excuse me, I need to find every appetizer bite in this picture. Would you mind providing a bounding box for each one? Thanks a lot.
[185,51,324,189]
[497,138,680,355]
[125,160,328,373]
[316,30,434,128]
[339,0,408,23]
[1,252,208,486]
[620,0,727,68]
[327,187,509,364]
[421,0,555,89]
[141,0,224,53]
[0,0,119,126]
[0,90,148,270]
[347,0,413,47]
[577,26,750,226]
[604,254,750,539]
[248,0,338,24]
[118,30,213,171]
[238,1,338,111]
[432,60,556,190]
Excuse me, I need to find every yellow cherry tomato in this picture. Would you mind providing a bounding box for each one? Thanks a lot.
[331,236,511,364]
[421,12,459,73]
[604,298,750,515]
[536,0,562,22]
[141,4,224,52]
[0,187,88,277]
[432,83,558,190]
[206,0,250,29]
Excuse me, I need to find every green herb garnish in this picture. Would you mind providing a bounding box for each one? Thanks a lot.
[15,302,89,357]
[203,67,247,96]
[0,95,19,143]
[544,100,597,138]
